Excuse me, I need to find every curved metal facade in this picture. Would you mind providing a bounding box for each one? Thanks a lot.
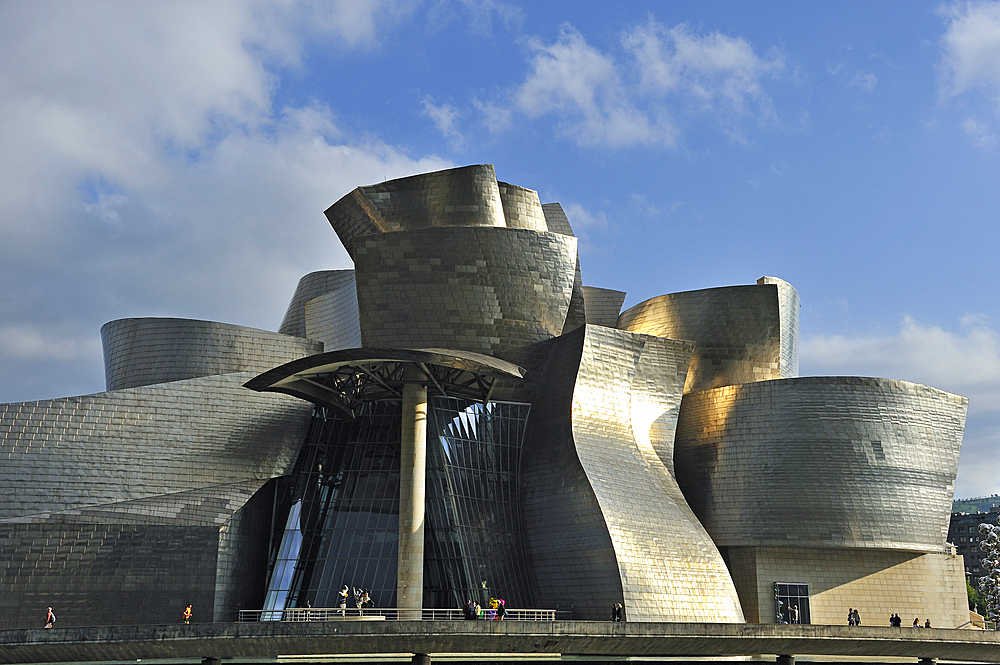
[521,325,744,622]
[758,276,800,377]
[582,286,627,328]
[324,164,506,258]
[102,318,321,391]
[353,226,578,373]
[498,181,547,232]
[674,376,967,551]
[617,280,799,393]
[278,270,360,350]
[0,373,313,627]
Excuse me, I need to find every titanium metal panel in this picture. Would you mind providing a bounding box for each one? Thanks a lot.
[521,325,744,622]
[358,164,506,231]
[617,279,799,393]
[278,270,359,346]
[303,287,362,351]
[352,226,579,376]
[540,202,575,237]
[520,329,621,620]
[497,181,546,232]
[674,376,967,551]
[102,318,321,391]
[0,372,310,629]
[758,276,800,377]
[0,481,273,627]
[582,286,627,328]
[325,165,506,258]
[0,373,311,519]
[540,202,587,334]
[0,520,220,628]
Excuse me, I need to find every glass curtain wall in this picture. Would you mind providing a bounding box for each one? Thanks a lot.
[425,398,534,609]
[264,402,402,611]
[263,397,533,611]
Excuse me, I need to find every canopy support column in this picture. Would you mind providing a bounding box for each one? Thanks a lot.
[398,375,428,620]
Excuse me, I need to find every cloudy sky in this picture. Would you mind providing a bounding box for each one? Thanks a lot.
[1,1,998,498]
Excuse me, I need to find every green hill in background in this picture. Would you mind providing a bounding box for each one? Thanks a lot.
[953,495,1000,513]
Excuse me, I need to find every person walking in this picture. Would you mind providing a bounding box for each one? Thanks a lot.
[182,604,192,624]
[44,607,56,628]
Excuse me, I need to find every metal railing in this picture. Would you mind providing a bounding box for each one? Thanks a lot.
[238,607,557,622]
[956,619,997,630]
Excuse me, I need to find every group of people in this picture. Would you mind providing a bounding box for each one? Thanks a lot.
[338,585,373,615]
[463,597,507,620]
[847,611,931,628]
[611,603,625,622]
[888,613,931,628]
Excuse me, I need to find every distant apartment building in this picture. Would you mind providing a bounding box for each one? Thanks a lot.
[950,507,1000,578]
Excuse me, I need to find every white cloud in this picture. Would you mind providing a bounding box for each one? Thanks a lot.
[963,116,998,148]
[473,98,514,134]
[0,1,449,403]
[422,97,464,147]
[851,71,878,91]
[500,19,783,149]
[802,316,1000,405]
[939,0,1000,99]
[623,21,783,116]
[0,325,101,363]
[561,201,608,229]
[801,316,1000,498]
[515,25,674,148]
[938,1,1000,148]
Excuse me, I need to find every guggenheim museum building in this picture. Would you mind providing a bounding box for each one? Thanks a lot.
[0,165,970,629]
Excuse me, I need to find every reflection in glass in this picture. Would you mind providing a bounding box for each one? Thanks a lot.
[262,397,534,611]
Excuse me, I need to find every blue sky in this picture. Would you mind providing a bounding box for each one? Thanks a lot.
[1,1,998,498]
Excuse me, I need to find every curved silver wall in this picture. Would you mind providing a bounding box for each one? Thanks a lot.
[758,276,800,377]
[498,180,547,232]
[0,373,313,627]
[582,286,626,328]
[0,373,310,518]
[102,318,322,391]
[278,270,361,350]
[617,279,800,393]
[674,376,968,551]
[521,325,744,622]
[324,164,506,258]
[324,166,587,350]
[353,226,579,372]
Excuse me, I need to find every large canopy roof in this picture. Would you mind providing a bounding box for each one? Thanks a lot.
[244,347,525,418]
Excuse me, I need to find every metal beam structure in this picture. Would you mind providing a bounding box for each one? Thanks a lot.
[245,347,526,618]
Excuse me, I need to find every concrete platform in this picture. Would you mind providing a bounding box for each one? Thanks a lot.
[1,621,999,664]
